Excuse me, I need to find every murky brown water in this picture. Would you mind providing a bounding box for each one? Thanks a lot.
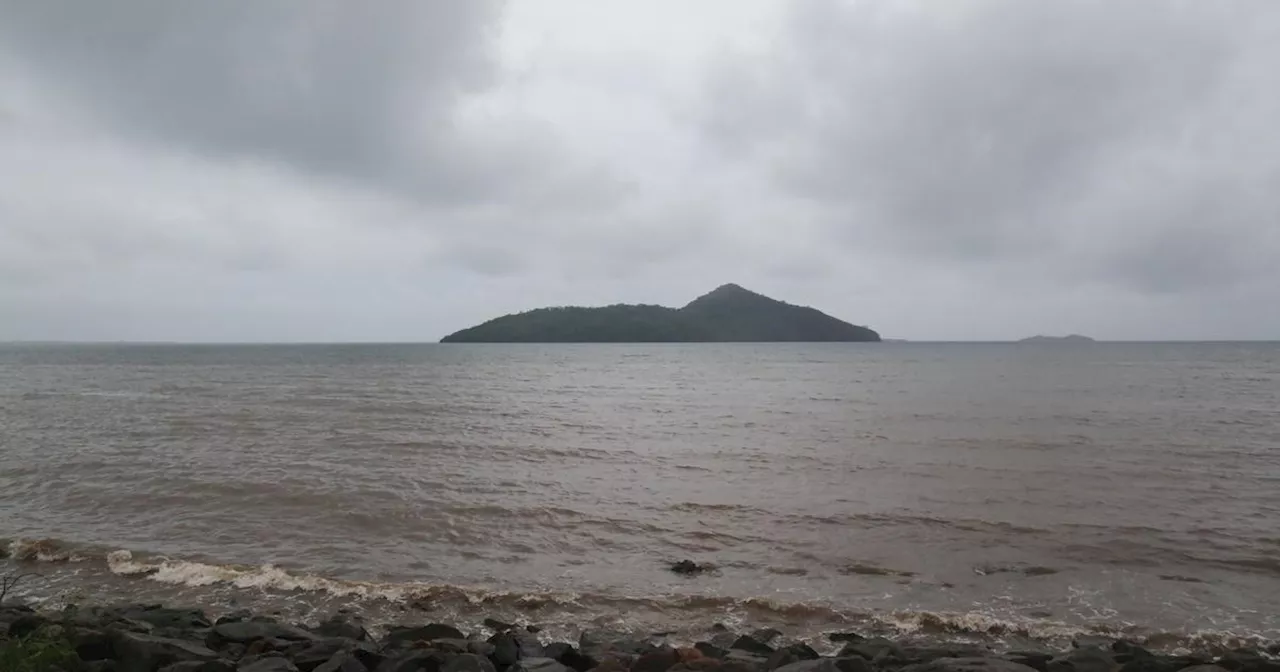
[2,342,1278,650]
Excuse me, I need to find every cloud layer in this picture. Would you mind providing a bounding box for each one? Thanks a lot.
[2,0,1278,340]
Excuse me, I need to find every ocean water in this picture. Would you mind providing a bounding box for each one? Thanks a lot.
[1,342,1278,651]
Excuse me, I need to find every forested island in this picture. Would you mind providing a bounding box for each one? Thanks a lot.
[1018,334,1096,343]
[441,284,881,343]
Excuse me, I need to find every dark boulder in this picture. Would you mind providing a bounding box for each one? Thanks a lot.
[314,613,369,642]
[633,648,681,672]
[383,624,468,648]
[901,659,1043,672]
[775,660,875,672]
[157,661,236,672]
[488,632,521,667]
[110,630,220,672]
[484,619,517,632]
[838,638,903,662]
[209,621,318,646]
[827,634,865,644]
[7,612,50,638]
[764,644,820,671]
[730,636,775,657]
[215,610,254,626]
[750,630,783,645]
[119,606,212,632]
[670,561,710,576]
[695,643,729,660]
[374,650,442,672]
[314,653,370,672]
[441,653,499,672]
[511,658,572,672]
[543,642,596,672]
[1048,647,1115,672]
[72,627,115,661]
[240,658,302,672]
[578,631,656,659]
[1218,649,1280,672]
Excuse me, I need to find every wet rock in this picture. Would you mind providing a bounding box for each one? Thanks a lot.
[72,627,115,661]
[672,661,724,672]
[512,657,572,672]
[1048,647,1115,672]
[902,646,993,664]
[750,630,783,645]
[376,650,441,672]
[544,642,596,672]
[1073,638,1116,651]
[489,632,521,667]
[440,653,500,672]
[314,613,369,642]
[485,619,518,632]
[579,631,656,659]
[775,659,875,672]
[210,621,319,645]
[314,653,370,672]
[7,612,49,638]
[709,633,741,650]
[695,643,729,660]
[826,634,865,644]
[764,644,820,671]
[84,661,121,672]
[512,632,546,659]
[670,561,713,575]
[838,638,903,662]
[902,659,1043,672]
[111,630,220,672]
[730,635,775,656]
[632,648,680,672]
[1005,653,1053,672]
[120,606,212,632]
[1178,667,1230,672]
[216,611,255,626]
[383,623,468,648]
[157,662,236,672]
[286,639,376,672]
[240,658,302,672]
[1217,650,1280,672]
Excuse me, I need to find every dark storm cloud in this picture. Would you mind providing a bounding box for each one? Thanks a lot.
[701,0,1280,293]
[0,0,549,201]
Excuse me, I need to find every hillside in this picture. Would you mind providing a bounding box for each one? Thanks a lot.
[440,284,881,343]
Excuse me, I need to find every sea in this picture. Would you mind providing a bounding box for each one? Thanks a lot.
[1,342,1278,652]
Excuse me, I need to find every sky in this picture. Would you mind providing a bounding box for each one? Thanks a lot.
[2,0,1278,342]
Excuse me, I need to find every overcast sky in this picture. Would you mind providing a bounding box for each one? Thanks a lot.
[2,0,1278,342]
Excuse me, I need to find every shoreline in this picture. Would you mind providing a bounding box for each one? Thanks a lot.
[3,599,1279,672]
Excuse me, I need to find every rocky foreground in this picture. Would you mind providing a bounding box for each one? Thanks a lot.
[2,602,1277,672]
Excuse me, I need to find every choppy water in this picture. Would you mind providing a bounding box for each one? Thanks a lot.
[2,342,1278,651]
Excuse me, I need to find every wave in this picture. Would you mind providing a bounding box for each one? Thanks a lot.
[5,538,1276,654]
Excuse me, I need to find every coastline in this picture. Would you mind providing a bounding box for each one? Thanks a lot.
[3,598,1278,672]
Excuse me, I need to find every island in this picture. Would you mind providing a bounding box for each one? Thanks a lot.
[440,283,881,343]
[1018,334,1096,343]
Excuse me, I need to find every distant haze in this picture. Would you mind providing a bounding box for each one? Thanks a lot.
[2,1,1278,342]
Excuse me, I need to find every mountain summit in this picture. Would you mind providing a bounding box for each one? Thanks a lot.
[440,285,880,343]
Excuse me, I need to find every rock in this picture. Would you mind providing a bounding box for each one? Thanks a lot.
[670,561,709,575]
[287,639,374,672]
[750,630,783,645]
[239,658,301,672]
[111,631,220,672]
[764,644,820,671]
[1005,653,1053,672]
[633,648,681,672]
[314,653,370,672]
[485,619,517,632]
[210,621,319,645]
[7,612,49,638]
[730,636,775,657]
[441,653,499,672]
[217,611,255,626]
[314,613,369,641]
[489,632,521,667]
[1048,647,1116,672]
[672,662,723,672]
[902,659,1044,672]
[838,638,903,662]
[121,606,212,632]
[695,643,729,660]
[384,624,468,648]
[775,660,875,672]
[578,631,656,659]
[158,662,236,672]
[1074,637,1116,651]
[544,642,596,672]
[376,650,440,672]
[512,658,572,672]
[512,632,546,659]
[85,661,121,672]
[709,634,740,651]
[1218,650,1280,672]
[73,628,116,661]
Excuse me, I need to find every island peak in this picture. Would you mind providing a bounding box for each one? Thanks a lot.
[441,284,880,343]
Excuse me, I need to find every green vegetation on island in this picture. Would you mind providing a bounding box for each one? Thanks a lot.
[441,284,881,343]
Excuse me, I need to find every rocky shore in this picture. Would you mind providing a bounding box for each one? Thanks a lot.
[2,601,1277,672]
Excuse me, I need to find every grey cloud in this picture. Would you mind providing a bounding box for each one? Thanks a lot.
[700,0,1280,293]
[0,1,547,202]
